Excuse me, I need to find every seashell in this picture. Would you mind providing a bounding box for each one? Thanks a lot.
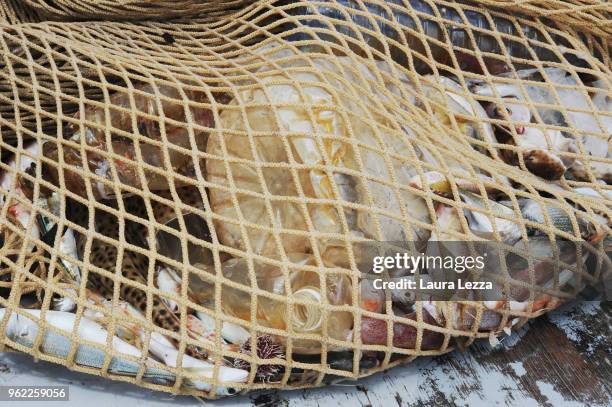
[523,148,568,180]
[497,99,531,128]
[506,269,576,313]
[490,123,577,180]
[408,172,452,195]
[571,139,612,184]
[425,301,503,331]
[519,198,574,234]
[483,97,532,151]
[360,310,444,349]
[359,279,385,313]
[473,68,611,183]
[429,204,465,241]
[571,157,612,184]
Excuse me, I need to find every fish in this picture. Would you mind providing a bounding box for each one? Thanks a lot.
[143,331,248,396]
[82,291,148,345]
[419,76,496,152]
[359,279,385,313]
[288,1,596,74]
[0,308,174,382]
[461,192,522,244]
[52,288,78,312]
[519,198,579,236]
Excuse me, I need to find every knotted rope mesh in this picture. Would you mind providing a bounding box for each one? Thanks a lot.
[0,0,610,399]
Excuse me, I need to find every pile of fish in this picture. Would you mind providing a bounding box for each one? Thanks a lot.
[0,39,610,395]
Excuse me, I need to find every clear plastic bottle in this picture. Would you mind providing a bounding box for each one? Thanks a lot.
[215,253,354,354]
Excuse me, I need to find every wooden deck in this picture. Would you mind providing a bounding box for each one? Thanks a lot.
[0,300,609,407]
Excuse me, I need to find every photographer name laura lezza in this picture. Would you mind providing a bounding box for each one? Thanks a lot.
[372,277,493,290]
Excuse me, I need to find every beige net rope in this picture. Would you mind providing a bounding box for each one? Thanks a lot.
[478,0,612,37]
[20,0,255,21]
[0,0,42,24]
[0,0,610,399]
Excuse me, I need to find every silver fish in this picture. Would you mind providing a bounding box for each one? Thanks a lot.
[0,308,174,382]
[461,192,522,245]
[143,331,247,396]
[288,1,594,73]
[419,75,496,150]
[519,199,575,234]
[520,197,609,242]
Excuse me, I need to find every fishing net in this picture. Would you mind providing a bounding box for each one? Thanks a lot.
[18,0,256,21]
[0,0,42,24]
[0,0,610,399]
